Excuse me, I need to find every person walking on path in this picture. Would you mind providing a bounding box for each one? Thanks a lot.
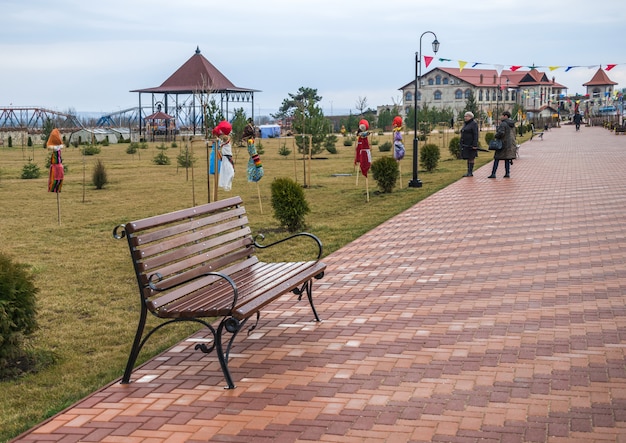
[460,111,479,177]
[488,111,517,179]
[573,111,583,131]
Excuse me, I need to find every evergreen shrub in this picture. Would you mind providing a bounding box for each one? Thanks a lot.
[270,177,310,232]
[420,143,440,172]
[0,252,39,379]
[371,156,399,193]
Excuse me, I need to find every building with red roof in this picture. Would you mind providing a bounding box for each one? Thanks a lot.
[399,67,567,124]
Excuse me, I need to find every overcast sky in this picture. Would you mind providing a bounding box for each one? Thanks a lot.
[1,0,624,118]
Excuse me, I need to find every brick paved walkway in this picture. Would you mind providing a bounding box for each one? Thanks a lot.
[11,124,626,442]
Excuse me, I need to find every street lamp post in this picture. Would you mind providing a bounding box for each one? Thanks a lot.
[409,31,440,188]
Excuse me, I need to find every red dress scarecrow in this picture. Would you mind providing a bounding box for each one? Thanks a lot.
[354,119,371,177]
[47,128,64,193]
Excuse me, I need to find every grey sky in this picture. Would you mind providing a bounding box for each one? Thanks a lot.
[1,0,624,117]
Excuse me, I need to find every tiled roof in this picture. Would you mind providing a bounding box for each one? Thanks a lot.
[400,67,567,89]
[583,67,617,86]
[131,47,257,94]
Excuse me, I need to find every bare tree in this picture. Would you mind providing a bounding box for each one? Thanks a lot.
[355,96,368,116]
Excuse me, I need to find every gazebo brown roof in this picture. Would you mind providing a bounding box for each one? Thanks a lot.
[131,46,258,94]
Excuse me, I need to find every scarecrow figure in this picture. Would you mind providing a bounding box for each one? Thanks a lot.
[392,116,405,161]
[242,117,255,143]
[47,128,64,193]
[214,121,234,191]
[354,119,371,178]
[246,134,264,212]
[354,119,372,201]
[246,138,264,183]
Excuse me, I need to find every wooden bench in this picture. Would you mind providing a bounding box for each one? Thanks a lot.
[530,124,544,141]
[113,196,327,389]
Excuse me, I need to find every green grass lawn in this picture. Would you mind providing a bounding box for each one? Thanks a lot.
[0,129,520,441]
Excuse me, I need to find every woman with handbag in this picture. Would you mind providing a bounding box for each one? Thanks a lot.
[460,111,479,177]
[488,111,517,179]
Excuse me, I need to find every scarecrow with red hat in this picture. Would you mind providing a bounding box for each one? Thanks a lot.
[354,119,372,201]
[47,128,65,224]
[392,116,405,188]
[354,119,371,178]
[392,116,405,161]
[213,121,234,191]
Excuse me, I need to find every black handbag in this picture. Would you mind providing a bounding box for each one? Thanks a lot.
[488,139,503,150]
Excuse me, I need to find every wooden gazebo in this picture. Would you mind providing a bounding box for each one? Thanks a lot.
[131,47,259,137]
[144,110,176,141]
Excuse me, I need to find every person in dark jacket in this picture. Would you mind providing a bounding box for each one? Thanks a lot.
[488,111,517,178]
[460,111,479,177]
[573,112,583,131]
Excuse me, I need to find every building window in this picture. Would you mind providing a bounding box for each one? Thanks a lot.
[592,88,601,98]
[465,89,471,99]
[428,78,434,85]
[406,91,413,102]
[443,78,449,85]
[455,89,463,100]
[434,90,442,100]
[435,75,441,85]
[416,91,421,101]
[479,90,483,101]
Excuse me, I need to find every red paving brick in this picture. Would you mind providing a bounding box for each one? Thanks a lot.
[11,125,626,442]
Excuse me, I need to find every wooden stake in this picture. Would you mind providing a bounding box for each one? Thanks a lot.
[56,192,61,225]
[365,176,370,202]
[213,139,219,202]
[398,162,403,189]
[256,182,263,214]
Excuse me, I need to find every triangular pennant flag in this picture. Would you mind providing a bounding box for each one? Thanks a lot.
[494,64,504,77]
[548,66,560,71]
[458,60,467,72]
[510,65,522,71]
[606,64,617,71]
[424,56,433,68]
[438,58,452,62]
[472,62,483,68]
[565,66,575,72]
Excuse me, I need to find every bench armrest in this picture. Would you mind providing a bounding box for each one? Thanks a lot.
[253,232,323,260]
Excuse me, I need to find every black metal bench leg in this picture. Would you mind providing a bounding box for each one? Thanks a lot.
[299,280,321,322]
[215,318,238,389]
[122,305,148,384]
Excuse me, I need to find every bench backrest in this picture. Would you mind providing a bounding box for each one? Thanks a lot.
[118,196,257,311]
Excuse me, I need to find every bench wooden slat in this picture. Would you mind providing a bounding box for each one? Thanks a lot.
[135,215,249,260]
[138,225,252,271]
[125,196,243,234]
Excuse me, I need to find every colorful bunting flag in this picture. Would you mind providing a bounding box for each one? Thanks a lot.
[458,60,467,72]
[424,56,433,68]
